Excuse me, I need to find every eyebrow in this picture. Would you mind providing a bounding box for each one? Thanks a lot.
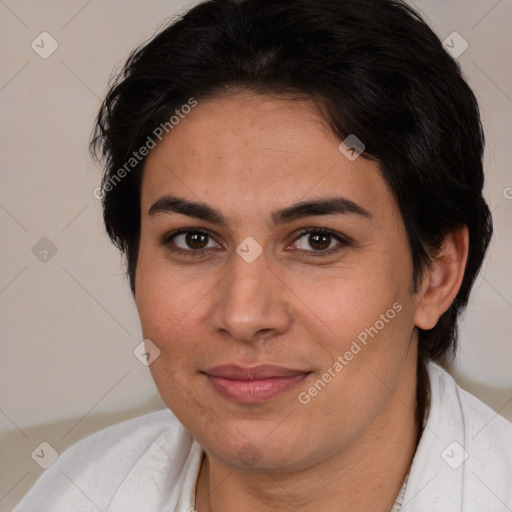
[148,194,372,226]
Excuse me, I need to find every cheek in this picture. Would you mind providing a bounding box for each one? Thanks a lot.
[135,255,207,411]
[134,248,215,359]
[300,266,404,340]
[300,258,415,401]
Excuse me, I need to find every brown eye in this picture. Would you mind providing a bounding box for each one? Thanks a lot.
[291,228,350,256]
[306,232,331,251]
[164,229,220,256]
[184,231,209,249]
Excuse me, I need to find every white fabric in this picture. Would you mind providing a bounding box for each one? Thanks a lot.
[12,362,512,511]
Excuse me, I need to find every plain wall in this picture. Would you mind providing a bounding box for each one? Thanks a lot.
[1,0,511,510]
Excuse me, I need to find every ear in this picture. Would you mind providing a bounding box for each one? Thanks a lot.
[414,224,469,330]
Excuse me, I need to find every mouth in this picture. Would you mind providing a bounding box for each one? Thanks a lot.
[202,364,312,404]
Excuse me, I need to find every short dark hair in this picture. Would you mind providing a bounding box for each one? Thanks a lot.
[91,0,492,367]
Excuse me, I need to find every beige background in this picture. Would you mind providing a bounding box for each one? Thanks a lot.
[1,0,511,510]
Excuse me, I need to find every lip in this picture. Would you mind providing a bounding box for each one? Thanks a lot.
[204,364,310,380]
[203,364,312,404]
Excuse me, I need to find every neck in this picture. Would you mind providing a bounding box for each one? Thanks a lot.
[195,351,422,512]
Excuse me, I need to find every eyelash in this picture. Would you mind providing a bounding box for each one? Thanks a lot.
[162,227,350,258]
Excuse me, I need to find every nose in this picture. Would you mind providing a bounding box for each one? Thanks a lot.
[210,252,292,344]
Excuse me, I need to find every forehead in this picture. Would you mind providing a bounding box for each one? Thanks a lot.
[141,92,398,226]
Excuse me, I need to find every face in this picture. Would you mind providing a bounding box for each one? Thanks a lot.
[135,92,421,472]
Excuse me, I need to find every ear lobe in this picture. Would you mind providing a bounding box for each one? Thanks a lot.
[414,224,469,330]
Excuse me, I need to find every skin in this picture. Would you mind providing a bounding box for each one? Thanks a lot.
[134,91,469,512]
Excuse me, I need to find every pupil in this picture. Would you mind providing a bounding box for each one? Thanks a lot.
[310,233,330,250]
[186,232,207,249]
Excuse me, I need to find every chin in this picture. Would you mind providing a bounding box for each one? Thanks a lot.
[204,433,315,472]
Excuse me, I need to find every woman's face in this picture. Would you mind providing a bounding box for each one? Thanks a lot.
[135,92,422,471]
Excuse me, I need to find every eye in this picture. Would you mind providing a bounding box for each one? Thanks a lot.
[163,228,221,256]
[162,227,350,258]
[290,228,349,256]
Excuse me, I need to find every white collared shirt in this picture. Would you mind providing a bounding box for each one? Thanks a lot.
[12,362,512,511]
